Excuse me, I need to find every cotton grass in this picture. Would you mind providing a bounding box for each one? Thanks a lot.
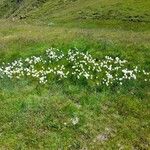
[0,48,149,86]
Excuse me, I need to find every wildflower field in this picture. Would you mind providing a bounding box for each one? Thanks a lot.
[1,48,150,86]
[0,0,150,149]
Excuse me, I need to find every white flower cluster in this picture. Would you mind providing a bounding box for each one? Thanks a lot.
[46,48,64,62]
[0,48,149,86]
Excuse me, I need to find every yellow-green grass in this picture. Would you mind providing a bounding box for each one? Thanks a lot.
[0,20,150,74]
[0,0,150,149]
[1,0,150,31]
[0,18,150,149]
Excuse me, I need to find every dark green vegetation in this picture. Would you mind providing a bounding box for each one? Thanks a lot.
[0,0,150,149]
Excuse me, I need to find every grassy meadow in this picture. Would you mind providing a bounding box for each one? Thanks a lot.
[0,0,150,149]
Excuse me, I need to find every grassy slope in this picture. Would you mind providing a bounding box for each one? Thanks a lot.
[0,0,150,30]
[0,0,150,149]
[0,20,150,150]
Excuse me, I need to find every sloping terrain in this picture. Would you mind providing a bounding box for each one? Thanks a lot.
[0,0,150,30]
[0,0,150,149]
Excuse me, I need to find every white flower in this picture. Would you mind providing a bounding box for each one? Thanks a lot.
[0,47,149,86]
[71,117,79,125]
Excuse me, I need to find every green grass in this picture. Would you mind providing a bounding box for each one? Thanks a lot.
[0,0,150,149]
[0,20,150,148]
[1,0,150,30]
[0,78,149,149]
